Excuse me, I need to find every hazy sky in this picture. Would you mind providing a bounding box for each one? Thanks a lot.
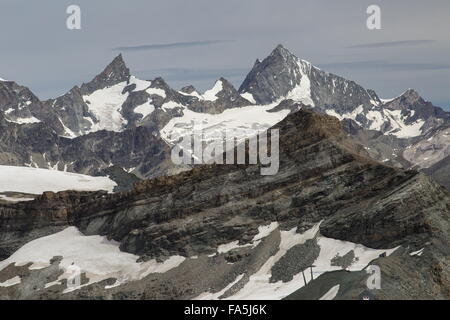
[0,0,449,109]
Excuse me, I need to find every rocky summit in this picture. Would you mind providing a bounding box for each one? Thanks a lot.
[0,45,449,300]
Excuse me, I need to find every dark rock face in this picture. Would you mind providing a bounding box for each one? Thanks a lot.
[0,191,107,260]
[0,81,64,135]
[270,239,320,283]
[57,109,448,260]
[424,155,450,190]
[43,86,95,136]
[60,125,187,179]
[239,44,376,112]
[239,45,305,105]
[80,54,130,95]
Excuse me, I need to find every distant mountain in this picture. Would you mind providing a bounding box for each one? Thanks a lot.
[239,44,449,139]
[1,44,450,189]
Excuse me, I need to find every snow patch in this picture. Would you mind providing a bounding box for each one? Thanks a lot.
[161,103,289,146]
[284,60,314,106]
[325,105,364,125]
[83,82,129,133]
[0,165,117,194]
[319,284,340,300]
[146,87,166,98]
[0,227,185,292]
[384,109,425,138]
[217,222,279,254]
[0,276,21,287]
[5,116,41,125]
[410,248,424,257]
[0,195,34,202]
[179,90,203,100]
[203,80,223,102]
[134,100,155,119]
[222,222,398,300]
[224,224,321,300]
[240,92,256,104]
[161,101,183,112]
[129,76,151,91]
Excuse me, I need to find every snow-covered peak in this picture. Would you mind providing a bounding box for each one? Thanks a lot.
[179,85,203,99]
[239,45,318,106]
[203,79,224,101]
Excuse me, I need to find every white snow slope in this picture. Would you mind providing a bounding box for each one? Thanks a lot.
[0,227,185,292]
[196,222,399,300]
[0,165,117,194]
[161,103,290,145]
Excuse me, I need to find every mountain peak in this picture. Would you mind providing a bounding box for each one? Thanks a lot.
[270,44,296,61]
[180,85,197,95]
[402,88,421,100]
[272,43,287,53]
[238,45,308,104]
[383,88,423,109]
[80,54,130,94]
[101,54,130,81]
[110,54,126,68]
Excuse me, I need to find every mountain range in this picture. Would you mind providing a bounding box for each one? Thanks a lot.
[1,45,449,188]
[0,45,449,300]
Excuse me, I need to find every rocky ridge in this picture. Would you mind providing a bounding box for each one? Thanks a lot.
[1,45,450,189]
[0,108,448,299]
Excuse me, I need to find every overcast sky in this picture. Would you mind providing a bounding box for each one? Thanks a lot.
[0,0,449,109]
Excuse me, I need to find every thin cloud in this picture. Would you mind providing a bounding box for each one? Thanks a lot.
[318,60,450,71]
[135,67,248,82]
[347,40,435,49]
[113,40,233,52]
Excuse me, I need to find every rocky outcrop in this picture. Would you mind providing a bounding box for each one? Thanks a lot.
[80,54,130,95]
[187,78,251,114]
[424,154,450,190]
[56,109,449,259]
[0,191,107,260]
[0,108,449,299]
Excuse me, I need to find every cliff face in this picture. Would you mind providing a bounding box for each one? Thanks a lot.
[0,191,108,260]
[64,109,448,256]
[0,109,449,299]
